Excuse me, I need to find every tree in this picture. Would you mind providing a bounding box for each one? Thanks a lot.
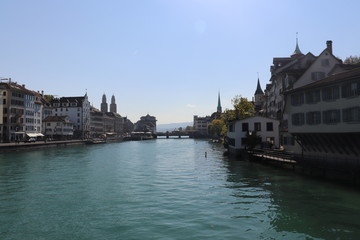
[44,95,55,102]
[208,119,225,138]
[344,55,360,65]
[185,125,193,131]
[231,95,255,120]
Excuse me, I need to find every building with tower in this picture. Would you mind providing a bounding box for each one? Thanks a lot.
[110,95,117,113]
[101,94,108,113]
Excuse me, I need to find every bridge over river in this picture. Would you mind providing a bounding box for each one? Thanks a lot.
[156,130,197,138]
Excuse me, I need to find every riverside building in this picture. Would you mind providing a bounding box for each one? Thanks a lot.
[0,80,44,142]
[51,94,90,139]
[284,67,360,162]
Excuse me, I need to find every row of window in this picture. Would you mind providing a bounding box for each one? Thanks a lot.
[242,122,274,132]
[53,103,79,107]
[229,122,274,132]
[291,81,360,106]
[292,107,360,126]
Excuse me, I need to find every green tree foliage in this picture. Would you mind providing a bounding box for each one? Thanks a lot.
[43,95,54,102]
[208,119,225,138]
[231,95,255,120]
[216,96,255,137]
[344,55,360,65]
[185,125,193,131]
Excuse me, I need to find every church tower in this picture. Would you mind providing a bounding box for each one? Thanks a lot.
[254,78,265,112]
[217,92,222,113]
[291,32,304,58]
[110,95,117,113]
[101,94,108,112]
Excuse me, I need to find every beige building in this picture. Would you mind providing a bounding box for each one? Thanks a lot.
[284,67,360,161]
[0,80,45,142]
[264,40,343,151]
[43,115,73,140]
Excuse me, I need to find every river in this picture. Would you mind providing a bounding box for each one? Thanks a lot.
[1,139,360,239]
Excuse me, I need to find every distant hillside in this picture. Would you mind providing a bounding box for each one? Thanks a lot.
[157,122,193,132]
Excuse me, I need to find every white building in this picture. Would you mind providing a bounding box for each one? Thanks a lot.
[227,116,280,156]
[51,94,90,139]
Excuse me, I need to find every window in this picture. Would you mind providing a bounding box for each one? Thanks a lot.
[3,108,7,114]
[3,91,6,96]
[321,59,330,67]
[306,111,321,125]
[292,113,305,126]
[322,86,339,101]
[266,122,273,131]
[254,122,261,131]
[342,81,360,98]
[343,107,360,123]
[3,99,6,104]
[305,90,320,104]
[229,123,234,132]
[291,93,304,106]
[242,123,248,132]
[228,138,235,147]
[241,138,247,146]
[323,110,340,124]
[311,72,325,81]
[3,117,7,123]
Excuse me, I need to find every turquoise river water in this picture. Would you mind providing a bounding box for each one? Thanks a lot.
[1,138,360,239]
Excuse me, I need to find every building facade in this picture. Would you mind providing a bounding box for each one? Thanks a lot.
[134,114,157,133]
[227,116,280,156]
[285,67,360,161]
[51,95,90,139]
[43,115,73,140]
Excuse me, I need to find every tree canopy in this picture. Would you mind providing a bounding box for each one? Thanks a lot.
[344,55,360,65]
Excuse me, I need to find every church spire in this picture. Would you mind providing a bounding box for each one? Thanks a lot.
[291,32,303,57]
[254,78,264,95]
[217,92,222,113]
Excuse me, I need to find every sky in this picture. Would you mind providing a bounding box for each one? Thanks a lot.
[1,0,360,124]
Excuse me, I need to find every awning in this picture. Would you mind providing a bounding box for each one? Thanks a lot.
[26,133,44,137]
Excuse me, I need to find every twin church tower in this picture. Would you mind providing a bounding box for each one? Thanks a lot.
[101,94,117,113]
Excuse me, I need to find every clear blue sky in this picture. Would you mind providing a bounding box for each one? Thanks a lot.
[1,0,359,124]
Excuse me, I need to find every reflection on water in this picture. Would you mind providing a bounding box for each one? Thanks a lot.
[1,140,360,239]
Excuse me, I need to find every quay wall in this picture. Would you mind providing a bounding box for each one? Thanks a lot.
[0,140,85,152]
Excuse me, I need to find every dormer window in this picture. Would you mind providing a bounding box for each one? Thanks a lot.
[311,72,325,81]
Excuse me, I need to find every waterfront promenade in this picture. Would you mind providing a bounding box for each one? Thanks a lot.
[0,139,85,151]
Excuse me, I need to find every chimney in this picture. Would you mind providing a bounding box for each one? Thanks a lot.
[41,90,44,96]
[326,40,333,54]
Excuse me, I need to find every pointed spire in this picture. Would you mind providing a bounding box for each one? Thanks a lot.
[255,77,264,95]
[217,91,222,113]
[292,32,303,57]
